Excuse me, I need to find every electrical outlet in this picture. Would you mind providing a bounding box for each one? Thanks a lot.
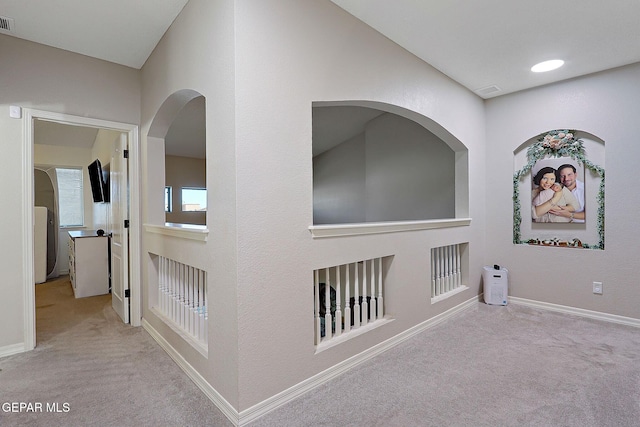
[593,281,603,295]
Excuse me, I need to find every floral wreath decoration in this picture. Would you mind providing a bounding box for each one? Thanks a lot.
[513,129,605,249]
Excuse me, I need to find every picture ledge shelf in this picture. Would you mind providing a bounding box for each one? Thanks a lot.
[144,223,209,241]
[309,218,472,238]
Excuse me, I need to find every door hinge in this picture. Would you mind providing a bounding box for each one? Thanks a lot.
[124,289,130,298]
[124,219,130,228]
[123,149,129,159]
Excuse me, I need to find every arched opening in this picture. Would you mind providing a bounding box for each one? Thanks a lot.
[148,89,207,227]
[312,101,468,226]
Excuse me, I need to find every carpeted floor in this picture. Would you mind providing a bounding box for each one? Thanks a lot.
[0,277,232,427]
[250,303,640,427]
[2,278,640,426]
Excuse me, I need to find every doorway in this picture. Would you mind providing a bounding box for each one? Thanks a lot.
[22,109,141,350]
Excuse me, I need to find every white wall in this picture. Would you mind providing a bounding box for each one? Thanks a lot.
[0,34,140,352]
[485,63,640,319]
[140,0,484,413]
[140,0,240,410]
[233,0,485,410]
[365,113,455,221]
[314,133,366,223]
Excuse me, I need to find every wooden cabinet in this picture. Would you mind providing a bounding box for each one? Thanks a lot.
[68,231,109,298]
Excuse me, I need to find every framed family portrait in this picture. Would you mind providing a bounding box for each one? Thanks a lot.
[530,158,585,224]
[513,129,605,250]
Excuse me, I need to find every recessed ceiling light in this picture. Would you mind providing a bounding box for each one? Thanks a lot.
[531,59,565,73]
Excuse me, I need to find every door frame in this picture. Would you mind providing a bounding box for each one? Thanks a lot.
[22,109,141,350]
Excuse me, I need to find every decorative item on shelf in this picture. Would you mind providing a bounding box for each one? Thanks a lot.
[513,129,605,250]
[527,237,583,248]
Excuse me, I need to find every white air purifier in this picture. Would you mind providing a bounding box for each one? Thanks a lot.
[483,265,508,305]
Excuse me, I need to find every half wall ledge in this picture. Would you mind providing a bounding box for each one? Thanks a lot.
[308,218,472,238]
[144,223,209,241]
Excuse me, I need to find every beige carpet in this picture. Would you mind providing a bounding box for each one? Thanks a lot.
[0,277,232,427]
[3,278,640,426]
[251,302,640,427]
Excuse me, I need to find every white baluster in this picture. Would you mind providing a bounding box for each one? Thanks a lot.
[344,264,351,334]
[194,267,199,336]
[157,257,161,312]
[186,266,191,330]
[446,245,451,293]
[450,245,455,291]
[430,249,436,298]
[361,261,368,326]
[203,270,208,342]
[189,266,195,336]
[455,244,462,288]
[435,247,441,296]
[324,267,332,340]
[377,257,384,320]
[170,260,175,321]
[314,269,321,345]
[442,246,447,293]
[180,263,185,329]
[438,246,446,295]
[164,257,169,314]
[192,268,198,339]
[369,259,376,321]
[334,265,342,337]
[353,262,360,329]
[199,269,205,342]
[184,264,188,330]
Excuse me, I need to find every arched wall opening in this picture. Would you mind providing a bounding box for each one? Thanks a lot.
[312,101,469,226]
[147,89,207,227]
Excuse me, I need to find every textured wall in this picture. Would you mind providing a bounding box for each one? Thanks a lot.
[234,0,485,410]
[485,63,640,319]
[0,34,139,352]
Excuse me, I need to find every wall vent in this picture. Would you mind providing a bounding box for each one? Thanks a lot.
[0,16,15,33]
[475,85,501,96]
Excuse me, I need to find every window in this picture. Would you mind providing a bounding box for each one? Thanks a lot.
[181,188,207,212]
[165,186,172,212]
[56,167,84,227]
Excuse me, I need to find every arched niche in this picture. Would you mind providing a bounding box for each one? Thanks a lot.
[513,129,605,249]
[312,101,469,227]
[147,89,207,228]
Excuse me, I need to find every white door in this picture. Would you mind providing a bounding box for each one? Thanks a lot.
[110,133,130,323]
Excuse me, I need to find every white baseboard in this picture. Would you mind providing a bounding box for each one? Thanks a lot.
[0,343,27,359]
[141,319,240,426]
[143,296,478,426]
[238,295,479,426]
[509,296,640,328]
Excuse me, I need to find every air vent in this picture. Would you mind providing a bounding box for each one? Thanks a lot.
[475,85,502,96]
[0,16,15,32]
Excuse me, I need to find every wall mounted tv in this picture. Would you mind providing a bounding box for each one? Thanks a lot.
[87,159,109,203]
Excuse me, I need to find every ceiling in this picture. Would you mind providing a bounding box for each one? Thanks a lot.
[5,1,640,158]
[0,0,188,69]
[312,106,383,156]
[331,0,640,98]
[1,0,638,96]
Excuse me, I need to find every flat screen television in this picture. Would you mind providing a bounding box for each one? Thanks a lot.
[88,159,107,203]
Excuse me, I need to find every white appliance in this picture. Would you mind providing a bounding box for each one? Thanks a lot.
[483,265,508,305]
